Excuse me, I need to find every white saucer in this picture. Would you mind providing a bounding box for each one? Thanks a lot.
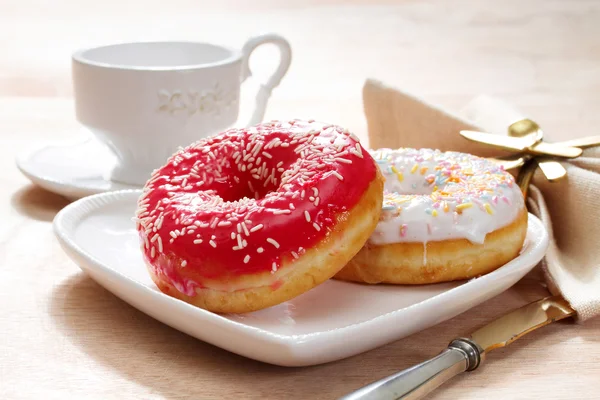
[16,137,139,200]
[53,190,549,366]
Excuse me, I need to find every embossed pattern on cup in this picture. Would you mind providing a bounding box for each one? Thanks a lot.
[156,83,238,116]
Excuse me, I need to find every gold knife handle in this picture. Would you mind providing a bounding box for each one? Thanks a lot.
[338,339,483,400]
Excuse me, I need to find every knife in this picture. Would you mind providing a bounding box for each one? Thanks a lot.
[339,295,575,400]
[460,131,582,158]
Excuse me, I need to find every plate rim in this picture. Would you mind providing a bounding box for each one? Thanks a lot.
[53,189,549,357]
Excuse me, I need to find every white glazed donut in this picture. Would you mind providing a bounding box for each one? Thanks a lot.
[335,147,528,284]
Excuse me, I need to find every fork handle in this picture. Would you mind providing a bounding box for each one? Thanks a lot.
[338,339,482,400]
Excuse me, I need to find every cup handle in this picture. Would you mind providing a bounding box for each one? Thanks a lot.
[240,33,292,127]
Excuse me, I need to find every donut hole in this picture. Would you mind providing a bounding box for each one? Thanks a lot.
[213,166,287,203]
[199,132,305,203]
[216,180,279,203]
[224,144,297,202]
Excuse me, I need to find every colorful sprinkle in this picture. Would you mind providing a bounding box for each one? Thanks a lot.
[456,203,473,212]
[367,147,523,245]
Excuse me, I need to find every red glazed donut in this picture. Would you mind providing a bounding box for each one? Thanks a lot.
[135,120,384,313]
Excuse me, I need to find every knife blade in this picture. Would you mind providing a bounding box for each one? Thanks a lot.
[554,135,600,149]
[460,130,583,158]
[339,295,575,400]
[460,130,533,152]
[470,295,574,352]
[529,142,582,158]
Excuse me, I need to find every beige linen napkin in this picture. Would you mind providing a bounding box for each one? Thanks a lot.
[363,79,600,321]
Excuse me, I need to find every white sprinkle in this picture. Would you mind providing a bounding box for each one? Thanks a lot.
[267,238,280,249]
[331,171,344,181]
[237,234,243,248]
[289,203,295,210]
[151,233,160,243]
[209,240,217,248]
[301,190,305,199]
[304,211,311,222]
[231,232,236,240]
[273,209,291,215]
[351,144,364,158]
[312,187,319,196]
[181,260,187,267]
[334,157,352,164]
[217,221,233,227]
[157,236,163,253]
[150,247,156,258]
[244,255,251,264]
[237,223,242,234]
[313,222,321,231]
[272,262,277,272]
[262,151,273,159]
[250,224,264,233]
[241,222,250,236]
[309,196,315,202]
[251,142,263,157]
[257,247,264,253]
[194,239,203,244]
[144,236,149,249]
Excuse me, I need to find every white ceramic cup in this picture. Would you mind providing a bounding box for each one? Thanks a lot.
[72,34,291,186]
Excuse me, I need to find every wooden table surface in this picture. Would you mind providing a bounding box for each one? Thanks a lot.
[2,0,600,399]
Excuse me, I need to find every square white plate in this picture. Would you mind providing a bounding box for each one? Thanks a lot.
[53,190,548,366]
